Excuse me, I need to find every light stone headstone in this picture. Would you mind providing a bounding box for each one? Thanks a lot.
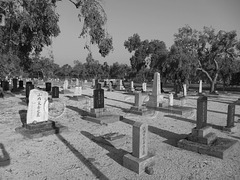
[130,81,134,92]
[63,79,68,90]
[199,80,202,94]
[142,82,147,92]
[183,84,187,97]
[146,72,163,107]
[152,72,161,96]
[132,122,148,158]
[116,79,125,90]
[169,93,173,106]
[92,79,95,87]
[27,89,48,124]
[74,86,82,96]
[76,79,79,87]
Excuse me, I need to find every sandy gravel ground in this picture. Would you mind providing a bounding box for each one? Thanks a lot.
[0,86,240,180]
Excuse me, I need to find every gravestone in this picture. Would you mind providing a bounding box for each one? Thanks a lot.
[196,96,208,129]
[146,72,163,107]
[130,92,152,115]
[107,81,113,91]
[19,80,24,89]
[26,89,48,124]
[142,82,147,92]
[74,86,82,97]
[11,78,18,92]
[3,81,9,91]
[123,122,155,174]
[130,81,135,92]
[52,86,59,98]
[76,79,79,87]
[183,84,187,97]
[169,93,173,106]
[26,82,33,97]
[0,80,3,87]
[92,79,95,88]
[93,83,104,109]
[45,82,51,92]
[63,79,68,90]
[223,103,238,132]
[115,79,125,91]
[198,80,202,94]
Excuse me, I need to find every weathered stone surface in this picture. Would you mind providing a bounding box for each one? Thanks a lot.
[27,89,48,124]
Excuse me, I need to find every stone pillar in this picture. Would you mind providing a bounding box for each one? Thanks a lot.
[183,84,187,97]
[93,83,104,109]
[52,86,59,98]
[226,103,235,128]
[123,122,155,174]
[169,93,173,106]
[130,81,134,92]
[76,79,79,87]
[142,82,147,92]
[132,122,148,158]
[63,79,68,90]
[134,92,142,107]
[196,96,208,129]
[199,80,202,94]
[146,72,163,107]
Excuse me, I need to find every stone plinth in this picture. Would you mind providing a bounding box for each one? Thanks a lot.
[15,120,67,138]
[123,122,155,174]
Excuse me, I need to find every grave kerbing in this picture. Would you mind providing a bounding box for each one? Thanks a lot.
[178,96,239,159]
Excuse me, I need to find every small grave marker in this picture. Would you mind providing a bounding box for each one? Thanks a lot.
[45,82,51,92]
[226,103,235,128]
[196,96,208,129]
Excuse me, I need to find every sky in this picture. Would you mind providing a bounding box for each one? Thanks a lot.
[42,0,240,66]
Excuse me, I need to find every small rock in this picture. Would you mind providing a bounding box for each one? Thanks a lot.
[145,166,154,175]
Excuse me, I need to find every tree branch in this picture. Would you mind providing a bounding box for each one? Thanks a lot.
[197,67,213,82]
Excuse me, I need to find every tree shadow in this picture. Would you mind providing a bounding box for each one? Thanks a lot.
[19,110,27,127]
[0,143,10,167]
[66,105,89,116]
[81,131,129,166]
[105,104,130,114]
[104,97,134,105]
[120,117,186,146]
[164,114,224,130]
[56,134,109,180]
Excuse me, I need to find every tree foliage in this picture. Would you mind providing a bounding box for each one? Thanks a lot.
[173,25,240,92]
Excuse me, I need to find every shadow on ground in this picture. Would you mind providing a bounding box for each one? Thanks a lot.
[56,134,110,180]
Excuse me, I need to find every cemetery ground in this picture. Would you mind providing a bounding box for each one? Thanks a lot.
[0,83,240,180]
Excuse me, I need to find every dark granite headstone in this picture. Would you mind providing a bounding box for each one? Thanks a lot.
[12,78,18,92]
[3,81,9,91]
[52,86,59,98]
[45,82,51,92]
[0,80,3,87]
[196,96,208,129]
[26,82,33,98]
[95,79,99,89]
[93,83,104,109]
[19,80,24,89]
[226,104,235,128]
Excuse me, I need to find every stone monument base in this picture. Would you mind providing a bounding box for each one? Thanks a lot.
[15,120,67,138]
[123,153,155,174]
[61,89,72,94]
[83,108,123,125]
[130,106,153,116]
[178,137,239,159]
[146,94,164,108]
